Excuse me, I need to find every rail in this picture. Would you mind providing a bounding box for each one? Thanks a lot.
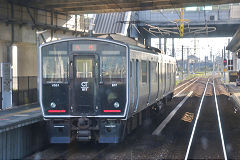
[152,77,199,135]
[184,78,209,160]
[184,78,228,160]
[213,79,228,160]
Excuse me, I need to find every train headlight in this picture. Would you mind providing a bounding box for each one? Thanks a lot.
[114,102,119,108]
[50,102,56,108]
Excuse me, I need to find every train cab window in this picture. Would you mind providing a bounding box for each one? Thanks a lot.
[42,42,68,83]
[100,49,126,82]
[100,57,126,78]
[141,61,147,83]
[75,59,93,78]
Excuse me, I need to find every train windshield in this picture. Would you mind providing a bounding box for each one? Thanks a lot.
[40,40,128,116]
[100,54,126,81]
[42,42,69,83]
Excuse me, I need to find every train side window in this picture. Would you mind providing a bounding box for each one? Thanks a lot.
[160,62,163,83]
[130,61,132,77]
[165,63,167,79]
[170,64,171,75]
[141,61,147,83]
[168,64,170,76]
[151,62,157,83]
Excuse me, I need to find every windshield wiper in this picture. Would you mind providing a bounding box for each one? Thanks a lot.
[99,59,104,85]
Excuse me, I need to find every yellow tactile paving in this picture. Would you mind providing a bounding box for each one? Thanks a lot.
[0,107,41,119]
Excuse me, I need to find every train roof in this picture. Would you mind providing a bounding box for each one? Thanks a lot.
[39,36,175,62]
[98,34,168,55]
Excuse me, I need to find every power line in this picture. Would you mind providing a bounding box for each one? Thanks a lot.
[169,0,181,19]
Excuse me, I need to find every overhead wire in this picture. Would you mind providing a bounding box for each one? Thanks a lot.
[169,0,181,19]
[136,1,216,38]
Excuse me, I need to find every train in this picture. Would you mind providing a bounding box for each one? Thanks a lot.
[38,36,176,143]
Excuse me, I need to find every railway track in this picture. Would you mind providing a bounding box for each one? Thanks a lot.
[47,80,199,159]
[27,76,236,159]
[174,78,199,98]
[184,77,227,159]
[174,77,198,91]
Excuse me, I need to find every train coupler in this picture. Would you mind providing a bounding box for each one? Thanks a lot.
[76,130,91,141]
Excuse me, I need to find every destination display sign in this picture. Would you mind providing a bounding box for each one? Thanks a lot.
[72,44,96,52]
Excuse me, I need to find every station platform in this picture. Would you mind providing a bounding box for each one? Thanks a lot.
[0,103,42,133]
[225,82,240,110]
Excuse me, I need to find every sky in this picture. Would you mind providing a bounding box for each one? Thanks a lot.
[151,37,231,61]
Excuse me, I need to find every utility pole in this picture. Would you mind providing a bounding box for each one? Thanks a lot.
[222,49,224,76]
[224,47,226,83]
[182,45,184,80]
[172,38,175,57]
[159,38,162,50]
[164,38,167,54]
[187,48,189,76]
[205,56,207,75]
[228,39,230,60]
[213,55,215,73]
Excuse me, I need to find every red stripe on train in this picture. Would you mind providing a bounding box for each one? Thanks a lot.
[103,110,121,112]
[48,110,66,113]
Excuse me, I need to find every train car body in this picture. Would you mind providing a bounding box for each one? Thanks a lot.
[39,37,176,143]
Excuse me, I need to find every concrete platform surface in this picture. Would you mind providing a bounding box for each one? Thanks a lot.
[226,83,240,110]
[0,104,42,133]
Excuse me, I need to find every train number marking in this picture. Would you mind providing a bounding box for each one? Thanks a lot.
[52,84,59,87]
[112,83,117,87]
[81,82,89,91]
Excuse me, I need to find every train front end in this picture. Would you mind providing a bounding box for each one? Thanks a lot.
[39,38,129,143]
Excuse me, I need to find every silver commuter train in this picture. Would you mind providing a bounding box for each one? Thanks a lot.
[39,37,176,143]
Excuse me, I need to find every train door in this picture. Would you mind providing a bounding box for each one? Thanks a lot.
[159,61,162,99]
[134,60,139,112]
[168,64,171,92]
[71,55,96,115]
[130,60,134,109]
[147,61,151,104]
[163,63,166,95]
[130,60,134,112]
[165,63,168,94]
[156,62,159,100]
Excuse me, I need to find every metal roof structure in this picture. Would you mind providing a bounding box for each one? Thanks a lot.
[94,12,131,35]
[94,12,126,34]
[226,27,240,52]
[8,0,240,14]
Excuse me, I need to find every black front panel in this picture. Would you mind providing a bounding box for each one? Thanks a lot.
[43,84,69,115]
[41,42,69,115]
[71,56,96,115]
[41,39,127,117]
[99,80,126,115]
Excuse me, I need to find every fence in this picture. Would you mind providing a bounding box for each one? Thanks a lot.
[12,76,38,107]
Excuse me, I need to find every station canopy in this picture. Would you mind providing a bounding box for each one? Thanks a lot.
[227,28,240,52]
[8,0,240,13]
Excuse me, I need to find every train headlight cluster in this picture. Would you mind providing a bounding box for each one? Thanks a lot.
[50,102,56,108]
[114,102,119,108]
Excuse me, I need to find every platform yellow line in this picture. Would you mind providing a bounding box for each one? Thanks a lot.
[0,107,41,119]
